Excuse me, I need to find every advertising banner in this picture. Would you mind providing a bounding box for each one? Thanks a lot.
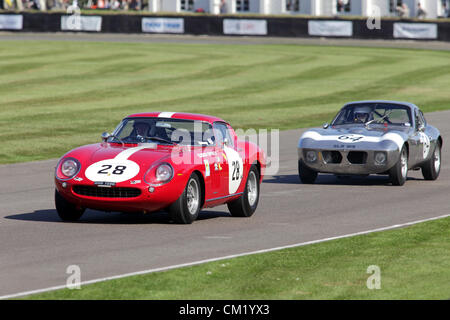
[142,18,184,33]
[223,19,268,35]
[308,20,353,37]
[61,15,102,32]
[0,14,23,30]
[393,23,438,39]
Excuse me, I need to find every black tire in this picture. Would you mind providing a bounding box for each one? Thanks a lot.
[422,140,441,180]
[298,159,318,184]
[335,175,351,180]
[55,189,85,222]
[227,165,260,218]
[389,146,408,186]
[169,173,202,224]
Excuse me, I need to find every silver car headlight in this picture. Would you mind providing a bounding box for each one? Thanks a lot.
[305,150,318,163]
[374,152,387,165]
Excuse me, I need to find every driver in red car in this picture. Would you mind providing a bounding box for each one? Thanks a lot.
[134,121,150,138]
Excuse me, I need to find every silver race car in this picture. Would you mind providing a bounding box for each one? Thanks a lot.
[298,101,442,186]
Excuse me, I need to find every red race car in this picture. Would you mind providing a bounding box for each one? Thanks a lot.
[55,112,266,224]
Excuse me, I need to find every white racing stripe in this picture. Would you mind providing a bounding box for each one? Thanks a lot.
[158,112,175,118]
[113,146,150,161]
[85,145,156,183]
[1,213,448,300]
[301,131,404,150]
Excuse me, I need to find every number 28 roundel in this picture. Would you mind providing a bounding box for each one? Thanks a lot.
[223,146,243,195]
[85,159,140,183]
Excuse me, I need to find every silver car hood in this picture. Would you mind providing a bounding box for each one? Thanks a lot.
[299,125,411,151]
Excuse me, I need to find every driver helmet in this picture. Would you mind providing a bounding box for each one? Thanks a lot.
[354,106,372,123]
[133,121,149,137]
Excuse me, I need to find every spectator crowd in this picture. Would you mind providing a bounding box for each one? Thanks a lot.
[0,0,143,11]
[0,0,449,18]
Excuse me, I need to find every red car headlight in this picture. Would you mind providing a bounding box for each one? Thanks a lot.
[144,162,174,186]
[56,158,81,180]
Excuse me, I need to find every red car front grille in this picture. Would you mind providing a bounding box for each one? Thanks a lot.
[73,186,141,198]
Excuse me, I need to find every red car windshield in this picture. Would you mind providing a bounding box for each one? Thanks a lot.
[110,118,214,146]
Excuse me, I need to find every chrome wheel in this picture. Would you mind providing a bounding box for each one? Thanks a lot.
[186,178,200,216]
[434,146,441,174]
[247,171,258,207]
[401,149,408,179]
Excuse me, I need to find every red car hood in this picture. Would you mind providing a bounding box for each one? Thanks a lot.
[87,143,173,165]
[64,143,178,182]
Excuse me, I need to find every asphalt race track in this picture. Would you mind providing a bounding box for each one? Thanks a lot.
[1,32,450,51]
[0,108,449,297]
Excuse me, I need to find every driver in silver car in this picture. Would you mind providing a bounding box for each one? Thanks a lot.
[354,106,372,123]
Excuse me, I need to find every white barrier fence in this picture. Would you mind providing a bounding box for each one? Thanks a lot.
[0,14,443,41]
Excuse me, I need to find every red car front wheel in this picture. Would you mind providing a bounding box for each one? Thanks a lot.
[169,173,202,224]
[55,189,85,222]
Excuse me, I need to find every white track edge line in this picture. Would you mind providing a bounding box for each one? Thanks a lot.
[1,213,449,300]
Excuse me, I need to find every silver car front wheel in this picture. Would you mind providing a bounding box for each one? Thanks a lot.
[389,146,408,186]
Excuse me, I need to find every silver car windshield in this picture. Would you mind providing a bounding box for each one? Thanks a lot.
[109,118,214,146]
[331,103,412,127]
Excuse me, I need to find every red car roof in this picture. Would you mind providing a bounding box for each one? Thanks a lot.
[125,112,228,125]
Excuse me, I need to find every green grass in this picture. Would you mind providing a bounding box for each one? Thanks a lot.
[0,40,449,164]
[21,216,450,300]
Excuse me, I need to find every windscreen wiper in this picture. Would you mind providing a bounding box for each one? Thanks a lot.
[146,136,177,145]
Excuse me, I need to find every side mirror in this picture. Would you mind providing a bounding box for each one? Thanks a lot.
[323,123,330,129]
[223,138,230,146]
[101,132,110,142]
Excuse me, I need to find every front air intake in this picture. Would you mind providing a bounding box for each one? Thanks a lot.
[73,186,141,198]
[321,151,343,164]
[347,151,368,164]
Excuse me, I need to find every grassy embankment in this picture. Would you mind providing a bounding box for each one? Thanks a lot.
[0,41,449,164]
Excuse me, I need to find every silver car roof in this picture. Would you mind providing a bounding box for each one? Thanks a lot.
[343,100,418,110]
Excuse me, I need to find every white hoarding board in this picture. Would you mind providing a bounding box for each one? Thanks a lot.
[393,23,438,39]
[61,16,102,32]
[0,15,23,30]
[223,19,268,35]
[142,18,184,34]
[308,20,353,37]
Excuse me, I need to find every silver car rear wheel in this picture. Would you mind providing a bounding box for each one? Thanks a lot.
[422,140,442,181]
